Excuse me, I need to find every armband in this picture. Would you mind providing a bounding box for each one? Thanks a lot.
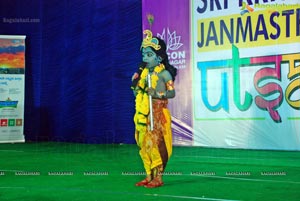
[166,80,175,91]
[157,91,166,99]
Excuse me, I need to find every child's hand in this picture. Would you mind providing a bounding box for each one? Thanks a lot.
[147,87,155,96]
[131,72,139,81]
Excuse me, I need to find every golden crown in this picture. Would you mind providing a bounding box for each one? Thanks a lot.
[141,30,161,50]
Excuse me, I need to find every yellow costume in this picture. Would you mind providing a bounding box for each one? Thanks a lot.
[134,65,172,176]
[133,30,176,188]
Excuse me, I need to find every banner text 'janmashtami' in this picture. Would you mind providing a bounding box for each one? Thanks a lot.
[196,0,300,52]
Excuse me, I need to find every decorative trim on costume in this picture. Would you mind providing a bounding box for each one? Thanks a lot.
[166,80,175,91]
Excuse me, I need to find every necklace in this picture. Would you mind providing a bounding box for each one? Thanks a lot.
[134,63,165,133]
[139,63,165,90]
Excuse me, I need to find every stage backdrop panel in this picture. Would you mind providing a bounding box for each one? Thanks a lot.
[142,0,193,145]
[192,0,300,150]
[143,0,300,150]
[0,35,26,143]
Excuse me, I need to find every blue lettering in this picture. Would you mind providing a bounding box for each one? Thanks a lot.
[236,16,253,43]
[197,0,228,14]
[297,9,300,36]
[197,61,229,112]
[220,19,234,45]
[206,21,219,46]
[197,0,207,14]
[209,0,226,11]
[282,10,294,38]
[197,22,205,48]
[270,12,280,40]
[254,14,268,41]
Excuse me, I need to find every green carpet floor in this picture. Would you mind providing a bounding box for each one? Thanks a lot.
[0,142,299,201]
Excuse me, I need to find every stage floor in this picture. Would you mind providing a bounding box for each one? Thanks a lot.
[0,142,299,201]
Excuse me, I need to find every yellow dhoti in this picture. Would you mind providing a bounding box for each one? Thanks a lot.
[134,99,172,175]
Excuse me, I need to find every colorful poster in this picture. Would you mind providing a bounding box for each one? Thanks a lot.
[192,1,300,150]
[142,0,193,145]
[0,35,26,143]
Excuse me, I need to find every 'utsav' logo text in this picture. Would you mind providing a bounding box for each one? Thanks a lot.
[197,45,299,123]
[195,0,278,13]
[157,28,186,69]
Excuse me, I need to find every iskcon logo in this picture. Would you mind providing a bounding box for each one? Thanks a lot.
[157,28,183,51]
[157,28,186,69]
[0,98,18,108]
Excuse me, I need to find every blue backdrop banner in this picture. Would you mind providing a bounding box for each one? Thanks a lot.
[0,0,142,143]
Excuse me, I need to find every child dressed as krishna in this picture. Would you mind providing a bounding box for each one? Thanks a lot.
[132,29,177,188]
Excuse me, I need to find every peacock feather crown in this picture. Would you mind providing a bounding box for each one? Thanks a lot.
[141,30,161,50]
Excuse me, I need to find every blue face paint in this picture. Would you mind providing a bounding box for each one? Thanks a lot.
[142,47,160,69]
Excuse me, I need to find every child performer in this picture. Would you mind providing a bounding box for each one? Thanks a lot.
[132,30,177,188]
